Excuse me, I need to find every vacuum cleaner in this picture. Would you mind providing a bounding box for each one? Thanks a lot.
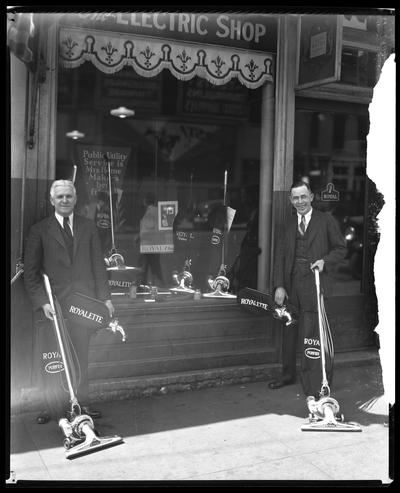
[301,268,362,432]
[203,264,237,299]
[204,171,236,299]
[102,156,143,297]
[170,259,196,294]
[103,157,127,270]
[43,274,125,459]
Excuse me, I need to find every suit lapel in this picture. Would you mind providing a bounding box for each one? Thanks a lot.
[287,215,297,258]
[47,216,67,250]
[72,214,84,259]
[306,209,320,247]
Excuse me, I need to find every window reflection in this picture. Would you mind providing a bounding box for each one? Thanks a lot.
[56,64,262,294]
[294,105,369,294]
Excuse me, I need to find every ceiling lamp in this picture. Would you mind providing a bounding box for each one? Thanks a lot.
[66,130,85,140]
[110,106,135,118]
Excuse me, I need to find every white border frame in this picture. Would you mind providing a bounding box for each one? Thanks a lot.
[158,200,178,231]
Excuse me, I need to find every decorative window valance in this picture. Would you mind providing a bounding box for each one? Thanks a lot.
[59,27,274,89]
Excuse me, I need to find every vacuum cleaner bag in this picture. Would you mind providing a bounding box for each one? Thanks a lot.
[34,317,70,418]
[300,310,334,398]
[66,292,111,330]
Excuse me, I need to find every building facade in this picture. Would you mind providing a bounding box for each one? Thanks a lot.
[9,11,394,411]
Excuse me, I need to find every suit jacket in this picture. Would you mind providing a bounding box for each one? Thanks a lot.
[273,208,346,298]
[24,214,111,312]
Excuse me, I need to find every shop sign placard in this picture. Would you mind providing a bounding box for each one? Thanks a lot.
[76,145,130,198]
[296,15,342,90]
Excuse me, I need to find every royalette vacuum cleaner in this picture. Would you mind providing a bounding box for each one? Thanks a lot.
[43,274,126,459]
[301,267,362,432]
[102,156,142,296]
[103,155,125,269]
[170,259,196,294]
[103,155,141,274]
[204,170,236,299]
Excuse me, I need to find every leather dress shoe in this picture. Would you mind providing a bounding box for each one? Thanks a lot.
[81,406,102,419]
[268,378,296,390]
[36,410,51,424]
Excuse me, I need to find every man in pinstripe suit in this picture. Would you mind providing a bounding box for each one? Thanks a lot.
[270,181,347,398]
[24,180,114,423]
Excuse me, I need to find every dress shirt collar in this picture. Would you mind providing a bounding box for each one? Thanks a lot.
[297,208,313,227]
[55,212,74,233]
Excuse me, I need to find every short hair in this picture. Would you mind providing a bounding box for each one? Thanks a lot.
[290,180,312,194]
[50,180,76,198]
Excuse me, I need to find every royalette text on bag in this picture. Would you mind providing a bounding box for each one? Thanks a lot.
[67,292,111,329]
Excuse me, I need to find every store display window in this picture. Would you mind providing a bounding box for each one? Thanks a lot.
[56,62,263,295]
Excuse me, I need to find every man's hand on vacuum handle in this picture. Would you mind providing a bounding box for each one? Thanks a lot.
[274,287,288,306]
[104,299,115,318]
[310,259,324,272]
[42,303,55,320]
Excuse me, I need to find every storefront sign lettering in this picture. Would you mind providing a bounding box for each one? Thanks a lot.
[61,12,277,52]
[113,13,267,44]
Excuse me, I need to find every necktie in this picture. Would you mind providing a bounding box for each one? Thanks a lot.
[63,216,74,260]
[299,215,306,235]
[63,216,73,240]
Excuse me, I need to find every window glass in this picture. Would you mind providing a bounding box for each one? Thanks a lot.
[294,103,368,294]
[56,64,262,295]
[340,47,378,87]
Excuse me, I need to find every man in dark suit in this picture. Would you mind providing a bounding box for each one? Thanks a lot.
[24,180,115,423]
[270,181,346,398]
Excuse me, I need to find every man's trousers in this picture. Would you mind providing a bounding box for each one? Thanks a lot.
[281,263,334,398]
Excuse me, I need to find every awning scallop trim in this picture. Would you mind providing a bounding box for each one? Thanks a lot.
[59,27,274,89]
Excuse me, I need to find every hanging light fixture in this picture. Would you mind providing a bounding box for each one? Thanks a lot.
[66,130,85,140]
[110,106,135,118]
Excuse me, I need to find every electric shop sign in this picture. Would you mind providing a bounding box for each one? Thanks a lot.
[61,12,278,52]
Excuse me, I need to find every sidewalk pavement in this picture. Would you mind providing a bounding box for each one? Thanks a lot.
[7,352,392,485]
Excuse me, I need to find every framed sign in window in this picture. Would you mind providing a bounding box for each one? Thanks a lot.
[158,201,178,231]
[296,15,343,90]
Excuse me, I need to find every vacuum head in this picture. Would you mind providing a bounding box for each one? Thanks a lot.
[170,269,195,294]
[301,396,362,432]
[301,421,362,432]
[203,289,237,298]
[65,433,124,460]
[60,414,124,460]
[203,275,237,298]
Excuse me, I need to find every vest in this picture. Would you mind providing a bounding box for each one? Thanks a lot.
[294,226,309,261]
[292,226,310,277]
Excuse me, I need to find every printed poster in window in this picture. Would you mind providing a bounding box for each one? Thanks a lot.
[140,201,178,253]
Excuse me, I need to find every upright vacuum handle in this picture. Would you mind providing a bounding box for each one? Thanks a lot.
[312,265,329,395]
[312,265,320,289]
[43,274,78,405]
